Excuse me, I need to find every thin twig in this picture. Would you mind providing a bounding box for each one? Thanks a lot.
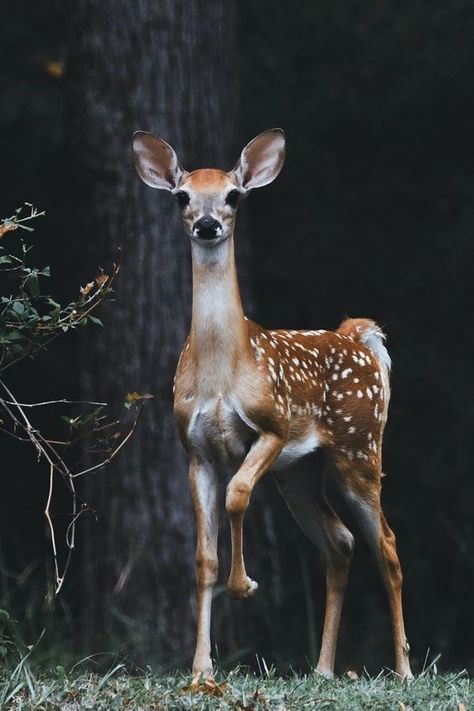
[0,377,143,594]
[71,406,144,478]
[44,463,62,594]
[1,398,108,408]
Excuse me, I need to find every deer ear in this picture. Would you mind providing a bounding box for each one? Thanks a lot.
[233,128,286,191]
[132,131,185,190]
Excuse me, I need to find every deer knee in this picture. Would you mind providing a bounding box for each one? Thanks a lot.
[196,554,218,587]
[332,525,355,565]
[226,480,251,517]
[324,524,354,578]
[338,526,355,560]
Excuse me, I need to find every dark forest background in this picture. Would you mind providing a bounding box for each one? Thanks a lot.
[0,0,473,676]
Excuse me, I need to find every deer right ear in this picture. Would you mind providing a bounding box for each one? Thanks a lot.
[132,132,185,191]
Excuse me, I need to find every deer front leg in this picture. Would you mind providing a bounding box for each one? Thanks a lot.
[225,433,283,599]
[189,460,219,676]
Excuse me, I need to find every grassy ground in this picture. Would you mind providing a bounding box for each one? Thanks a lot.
[0,666,471,710]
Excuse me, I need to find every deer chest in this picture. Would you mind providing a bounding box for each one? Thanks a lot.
[185,394,256,467]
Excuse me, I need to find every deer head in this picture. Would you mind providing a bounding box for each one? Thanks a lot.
[132,129,286,245]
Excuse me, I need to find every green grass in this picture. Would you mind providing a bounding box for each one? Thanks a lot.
[0,666,471,710]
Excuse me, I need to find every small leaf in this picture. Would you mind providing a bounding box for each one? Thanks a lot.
[80,281,95,297]
[88,315,103,327]
[95,273,109,287]
[125,392,154,403]
[25,273,40,297]
[181,674,228,697]
[0,330,21,344]
[55,665,67,681]
[203,678,228,697]
[12,301,25,315]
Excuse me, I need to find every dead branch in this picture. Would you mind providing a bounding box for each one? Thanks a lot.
[0,378,144,595]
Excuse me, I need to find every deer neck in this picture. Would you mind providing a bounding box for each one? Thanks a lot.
[190,235,248,396]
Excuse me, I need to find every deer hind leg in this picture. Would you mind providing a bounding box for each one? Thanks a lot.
[189,460,219,676]
[226,433,283,599]
[333,456,413,680]
[276,465,354,678]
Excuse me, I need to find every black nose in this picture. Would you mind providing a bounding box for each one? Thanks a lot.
[193,217,221,241]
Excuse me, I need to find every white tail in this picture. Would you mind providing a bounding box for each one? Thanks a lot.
[133,129,412,681]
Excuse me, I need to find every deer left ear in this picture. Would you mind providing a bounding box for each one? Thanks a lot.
[233,128,286,191]
[132,131,185,191]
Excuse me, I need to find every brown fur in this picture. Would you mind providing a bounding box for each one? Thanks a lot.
[175,302,411,679]
[182,168,237,192]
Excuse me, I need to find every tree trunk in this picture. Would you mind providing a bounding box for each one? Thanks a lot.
[67,0,281,668]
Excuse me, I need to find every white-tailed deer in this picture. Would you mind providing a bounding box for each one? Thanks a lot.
[132,129,412,680]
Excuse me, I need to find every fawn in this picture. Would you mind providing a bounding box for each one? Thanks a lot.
[132,128,412,680]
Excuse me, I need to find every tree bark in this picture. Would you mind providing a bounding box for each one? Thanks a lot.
[67,0,281,668]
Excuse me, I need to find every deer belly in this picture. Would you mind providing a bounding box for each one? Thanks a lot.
[187,398,254,464]
[272,424,321,470]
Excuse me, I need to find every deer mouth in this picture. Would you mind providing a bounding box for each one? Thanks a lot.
[196,226,220,241]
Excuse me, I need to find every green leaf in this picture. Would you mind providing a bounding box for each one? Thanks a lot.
[60,416,79,426]
[89,315,103,327]
[55,665,67,681]
[12,302,25,315]
[25,273,40,297]
[46,297,61,310]
[0,330,22,344]
[8,344,25,357]
[0,256,12,264]
[26,306,40,321]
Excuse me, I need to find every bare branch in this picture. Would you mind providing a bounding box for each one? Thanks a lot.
[71,405,144,478]
[44,463,63,594]
[1,398,108,408]
[0,377,144,595]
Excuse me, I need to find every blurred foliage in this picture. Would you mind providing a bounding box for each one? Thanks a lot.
[0,203,124,590]
[0,205,113,372]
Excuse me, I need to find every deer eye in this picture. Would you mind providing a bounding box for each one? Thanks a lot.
[176,191,190,208]
[225,189,241,209]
